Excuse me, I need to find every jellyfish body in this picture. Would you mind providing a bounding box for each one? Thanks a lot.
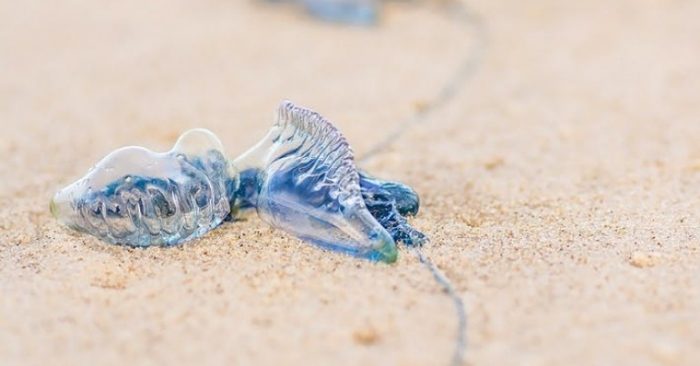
[233,101,398,262]
[51,102,426,262]
[50,129,236,247]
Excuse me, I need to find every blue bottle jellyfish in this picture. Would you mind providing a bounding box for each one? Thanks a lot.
[50,129,236,247]
[232,101,399,262]
[51,102,426,263]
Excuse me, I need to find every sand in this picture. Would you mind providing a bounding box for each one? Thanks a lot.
[1,0,699,365]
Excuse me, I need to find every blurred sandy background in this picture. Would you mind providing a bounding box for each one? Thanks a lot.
[1,0,699,365]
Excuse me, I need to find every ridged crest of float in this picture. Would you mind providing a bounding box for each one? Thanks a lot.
[234,101,398,262]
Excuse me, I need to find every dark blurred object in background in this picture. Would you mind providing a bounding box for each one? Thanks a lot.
[267,0,379,25]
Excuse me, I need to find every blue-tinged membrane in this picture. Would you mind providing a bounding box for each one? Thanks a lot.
[51,130,235,247]
[232,101,422,262]
[52,104,427,263]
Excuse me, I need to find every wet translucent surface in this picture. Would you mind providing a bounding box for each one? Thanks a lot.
[50,103,426,262]
[234,101,399,262]
[51,129,236,247]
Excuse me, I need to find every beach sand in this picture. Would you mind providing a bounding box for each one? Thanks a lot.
[1,0,699,365]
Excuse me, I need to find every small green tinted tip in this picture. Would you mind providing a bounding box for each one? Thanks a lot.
[49,198,59,219]
[372,240,398,263]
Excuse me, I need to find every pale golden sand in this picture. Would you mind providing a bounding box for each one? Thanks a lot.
[1,1,700,365]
